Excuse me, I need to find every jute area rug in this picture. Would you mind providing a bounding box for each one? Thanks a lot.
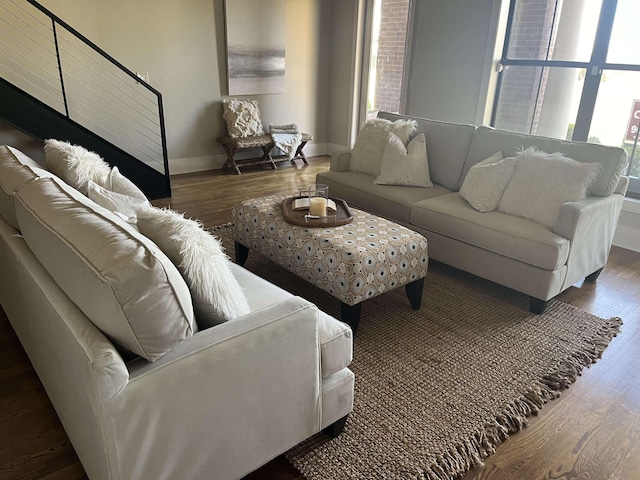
[212,224,622,480]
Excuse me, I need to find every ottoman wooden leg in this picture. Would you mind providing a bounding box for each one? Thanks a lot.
[405,277,425,310]
[341,302,362,334]
[235,242,249,266]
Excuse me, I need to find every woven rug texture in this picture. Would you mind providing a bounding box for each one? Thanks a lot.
[212,223,622,480]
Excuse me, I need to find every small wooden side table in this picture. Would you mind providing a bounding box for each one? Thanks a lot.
[217,133,312,174]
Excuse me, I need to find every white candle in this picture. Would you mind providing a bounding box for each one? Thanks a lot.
[309,197,327,216]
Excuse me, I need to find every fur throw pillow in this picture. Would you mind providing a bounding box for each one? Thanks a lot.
[459,151,517,212]
[44,139,111,195]
[497,147,602,228]
[349,118,417,177]
[136,207,251,328]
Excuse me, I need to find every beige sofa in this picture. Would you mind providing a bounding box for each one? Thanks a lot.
[318,112,628,313]
[0,145,354,480]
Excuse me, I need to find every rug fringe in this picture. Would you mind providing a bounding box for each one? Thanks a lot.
[422,316,622,480]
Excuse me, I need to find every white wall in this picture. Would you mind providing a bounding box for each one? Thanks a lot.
[38,0,329,173]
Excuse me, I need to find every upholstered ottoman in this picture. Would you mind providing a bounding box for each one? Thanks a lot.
[232,194,429,332]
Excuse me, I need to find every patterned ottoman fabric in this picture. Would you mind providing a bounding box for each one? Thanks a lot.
[232,194,428,307]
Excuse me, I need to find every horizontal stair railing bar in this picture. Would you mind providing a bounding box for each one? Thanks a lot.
[0,0,169,182]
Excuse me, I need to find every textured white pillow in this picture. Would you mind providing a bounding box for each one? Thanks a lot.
[14,177,195,361]
[497,148,602,228]
[103,166,149,201]
[374,133,432,187]
[222,99,264,138]
[136,207,251,328]
[87,180,150,223]
[44,139,111,194]
[349,118,417,177]
[459,152,517,212]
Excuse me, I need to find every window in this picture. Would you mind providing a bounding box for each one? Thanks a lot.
[359,0,413,124]
[492,0,640,196]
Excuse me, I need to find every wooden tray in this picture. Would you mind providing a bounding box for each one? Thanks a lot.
[282,197,353,227]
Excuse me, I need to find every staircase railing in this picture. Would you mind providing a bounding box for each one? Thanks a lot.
[0,0,169,178]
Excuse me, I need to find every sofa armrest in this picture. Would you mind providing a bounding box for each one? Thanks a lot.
[107,296,323,479]
[331,150,352,172]
[554,194,625,288]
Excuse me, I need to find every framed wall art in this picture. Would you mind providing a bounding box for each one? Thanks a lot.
[224,0,286,95]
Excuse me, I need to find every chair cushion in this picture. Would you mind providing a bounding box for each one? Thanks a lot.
[0,145,51,230]
[14,177,195,361]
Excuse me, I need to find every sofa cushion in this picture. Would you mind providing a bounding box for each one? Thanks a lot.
[136,207,250,329]
[44,139,112,195]
[377,112,476,191]
[230,263,352,378]
[350,118,416,177]
[411,193,570,271]
[374,133,433,187]
[462,126,627,196]
[14,177,195,361]
[0,145,51,230]
[459,152,516,212]
[497,148,601,228]
[317,170,452,225]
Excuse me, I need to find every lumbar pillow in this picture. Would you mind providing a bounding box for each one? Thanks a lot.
[459,151,518,212]
[44,139,111,195]
[136,207,251,328]
[497,147,602,228]
[222,99,264,138]
[374,133,432,187]
[87,180,150,223]
[349,118,417,177]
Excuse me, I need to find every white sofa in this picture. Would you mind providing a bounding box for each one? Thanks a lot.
[318,112,629,313]
[0,144,354,480]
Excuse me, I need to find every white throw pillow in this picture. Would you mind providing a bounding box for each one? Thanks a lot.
[103,166,149,202]
[87,180,150,223]
[349,118,417,177]
[374,133,432,187]
[497,147,602,228]
[14,176,195,361]
[136,207,251,328]
[459,152,517,212]
[44,139,111,195]
[222,99,264,138]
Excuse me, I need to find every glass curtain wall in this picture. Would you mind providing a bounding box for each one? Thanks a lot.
[492,0,640,196]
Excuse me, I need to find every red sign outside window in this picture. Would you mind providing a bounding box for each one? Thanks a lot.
[625,100,640,143]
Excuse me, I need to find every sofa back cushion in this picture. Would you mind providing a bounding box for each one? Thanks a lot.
[0,145,52,230]
[377,112,476,191]
[462,126,627,196]
[14,177,195,361]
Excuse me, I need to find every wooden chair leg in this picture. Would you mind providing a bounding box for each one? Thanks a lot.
[341,302,362,334]
[221,145,241,174]
[294,141,309,164]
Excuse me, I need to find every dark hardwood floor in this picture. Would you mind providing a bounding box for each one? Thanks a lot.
[1,156,639,480]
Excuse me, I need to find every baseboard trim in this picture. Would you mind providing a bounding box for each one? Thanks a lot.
[168,142,344,175]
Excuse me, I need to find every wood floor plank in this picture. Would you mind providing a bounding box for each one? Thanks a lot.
[1,156,639,480]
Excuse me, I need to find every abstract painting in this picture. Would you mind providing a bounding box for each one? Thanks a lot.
[224,0,285,95]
